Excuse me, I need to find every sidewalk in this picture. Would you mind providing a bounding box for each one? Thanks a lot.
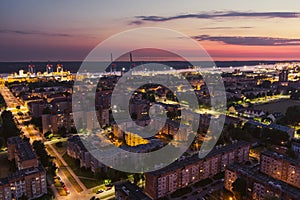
[48,143,88,191]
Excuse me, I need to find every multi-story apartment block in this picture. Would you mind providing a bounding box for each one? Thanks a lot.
[98,106,110,127]
[0,165,47,200]
[7,136,38,170]
[260,151,300,189]
[67,135,104,173]
[1,137,47,200]
[145,141,250,199]
[225,164,300,200]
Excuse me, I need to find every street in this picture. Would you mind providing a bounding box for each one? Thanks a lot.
[0,85,115,200]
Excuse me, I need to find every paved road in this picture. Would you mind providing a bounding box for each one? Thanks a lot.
[48,143,87,191]
[0,86,114,199]
[0,86,44,142]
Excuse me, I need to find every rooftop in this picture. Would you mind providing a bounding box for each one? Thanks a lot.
[148,140,249,176]
[228,164,300,198]
[8,136,36,161]
[16,141,36,161]
[0,165,45,186]
[261,150,300,166]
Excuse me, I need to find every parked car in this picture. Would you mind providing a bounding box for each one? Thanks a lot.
[96,189,104,194]
[105,187,112,191]
[64,187,70,194]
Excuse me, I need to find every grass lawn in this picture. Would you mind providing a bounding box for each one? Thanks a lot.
[53,141,67,155]
[61,166,83,192]
[170,187,192,198]
[61,154,105,189]
[62,154,95,178]
[46,145,83,193]
[194,178,213,188]
[80,178,103,189]
[254,99,300,114]
[213,172,224,180]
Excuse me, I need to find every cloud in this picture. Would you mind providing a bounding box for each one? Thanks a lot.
[131,11,300,24]
[200,26,253,30]
[129,20,144,25]
[193,35,300,46]
[0,29,74,37]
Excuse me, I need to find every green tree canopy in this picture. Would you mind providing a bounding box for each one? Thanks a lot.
[232,177,247,200]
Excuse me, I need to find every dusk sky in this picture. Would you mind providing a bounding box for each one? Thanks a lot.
[1,0,300,61]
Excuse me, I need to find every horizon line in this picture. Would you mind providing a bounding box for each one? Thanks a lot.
[1,59,300,63]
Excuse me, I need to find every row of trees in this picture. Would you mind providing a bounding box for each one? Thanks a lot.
[0,93,6,109]
[0,110,20,148]
[231,177,279,200]
[218,122,290,146]
[32,141,57,175]
[278,105,300,126]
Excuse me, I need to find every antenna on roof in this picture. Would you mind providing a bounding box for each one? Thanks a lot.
[110,53,113,74]
[130,52,133,70]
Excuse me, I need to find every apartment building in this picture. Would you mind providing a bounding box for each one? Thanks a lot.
[145,141,250,199]
[7,136,38,170]
[260,151,300,189]
[0,165,47,200]
[1,137,47,200]
[67,135,103,173]
[225,164,300,200]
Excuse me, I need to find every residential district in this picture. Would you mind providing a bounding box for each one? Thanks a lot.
[1,62,300,200]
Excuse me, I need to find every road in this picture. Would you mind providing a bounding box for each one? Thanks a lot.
[0,86,94,199]
[47,142,116,199]
[0,85,44,143]
[0,86,117,199]
[48,143,87,191]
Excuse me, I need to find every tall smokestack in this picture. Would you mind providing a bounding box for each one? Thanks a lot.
[130,53,133,70]
[110,53,113,74]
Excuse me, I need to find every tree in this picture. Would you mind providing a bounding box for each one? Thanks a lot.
[32,141,57,175]
[44,131,52,139]
[149,94,155,102]
[95,167,107,179]
[55,142,63,148]
[23,136,30,143]
[69,127,77,134]
[130,112,138,120]
[133,173,140,184]
[0,110,20,142]
[264,195,279,200]
[0,138,4,149]
[0,94,7,109]
[285,105,300,125]
[57,126,67,137]
[261,80,271,89]
[166,91,175,101]
[286,148,297,159]
[261,128,289,145]
[232,178,247,200]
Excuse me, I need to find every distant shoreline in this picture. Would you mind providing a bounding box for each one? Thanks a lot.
[0,60,299,74]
